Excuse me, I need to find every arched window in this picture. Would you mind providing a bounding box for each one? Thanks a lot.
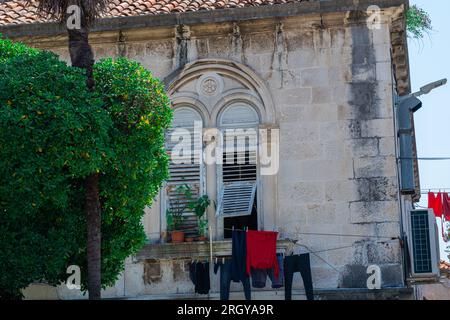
[217,104,260,238]
[172,107,203,128]
[219,104,260,127]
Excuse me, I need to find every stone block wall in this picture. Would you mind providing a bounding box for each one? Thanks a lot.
[22,10,404,298]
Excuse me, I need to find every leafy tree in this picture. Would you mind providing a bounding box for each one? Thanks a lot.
[0,38,109,299]
[85,57,172,288]
[0,39,171,299]
[32,0,110,299]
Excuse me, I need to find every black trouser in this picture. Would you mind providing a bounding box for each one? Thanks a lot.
[189,262,210,295]
[284,254,314,300]
[231,230,247,282]
[215,260,251,300]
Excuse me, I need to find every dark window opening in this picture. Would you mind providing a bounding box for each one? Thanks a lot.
[224,193,257,239]
[221,142,258,238]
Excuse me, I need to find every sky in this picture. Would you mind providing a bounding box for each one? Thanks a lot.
[408,0,450,207]
[408,0,450,260]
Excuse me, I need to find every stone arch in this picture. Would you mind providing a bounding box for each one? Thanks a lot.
[170,94,209,126]
[165,59,275,126]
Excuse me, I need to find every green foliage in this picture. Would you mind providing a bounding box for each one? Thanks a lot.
[0,40,172,298]
[90,57,172,288]
[189,195,211,219]
[188,195,211,237]
[406,5,432,39]
[166,184,191,231]
[0,38,110,299]
[165,183,211,236]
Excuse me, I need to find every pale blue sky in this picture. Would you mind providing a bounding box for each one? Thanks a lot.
[408,0,450,207]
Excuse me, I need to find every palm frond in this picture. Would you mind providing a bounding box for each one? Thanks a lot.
[29,0,109,25]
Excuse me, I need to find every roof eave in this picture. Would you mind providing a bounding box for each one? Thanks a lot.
[0,0,408,38]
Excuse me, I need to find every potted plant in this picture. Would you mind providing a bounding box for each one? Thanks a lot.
[197,218,209,242]
[166,208,185,243]
[187,195,211,241]
[166,184,192,243]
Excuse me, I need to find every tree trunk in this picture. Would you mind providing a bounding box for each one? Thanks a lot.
[67,26,101,300]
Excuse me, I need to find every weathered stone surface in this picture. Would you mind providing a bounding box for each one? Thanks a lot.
[353,156,397,178]
[301,67,330,87]
[361,119,395,138]
[350,200,399,224]
[325,180,359,203]
[345,138,379,157]
[339,263,403,288]
[143,259,162,284]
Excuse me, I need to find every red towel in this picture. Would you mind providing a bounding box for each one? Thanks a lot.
[428,192,443,218]
[443,193,450,221]
[246,230,279,277]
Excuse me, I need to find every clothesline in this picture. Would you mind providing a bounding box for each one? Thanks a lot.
[421,189,450,194]
[224,228,399,240]
[398,157,450,161]
[296,232,398,240]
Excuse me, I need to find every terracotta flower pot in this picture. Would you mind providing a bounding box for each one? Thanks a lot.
[185,236,195,242]
[171,231,185,243]
[197,236,207,242]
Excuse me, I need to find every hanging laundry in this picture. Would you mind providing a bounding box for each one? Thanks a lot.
[246,230,279,277]
[231,230,248,283]
[428,192,443,218]
[189,261,210,294]
[443,193,450,221]
[442,193,450,243]
[250,268,268,288]
[268,253,284,289]
[214,260,251,300]
[284,253,314,301]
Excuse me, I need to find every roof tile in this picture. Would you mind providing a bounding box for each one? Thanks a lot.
[0,0,309,26]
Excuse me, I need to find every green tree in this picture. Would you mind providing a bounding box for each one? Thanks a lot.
[32,0,110,299]
[0,38,171,299]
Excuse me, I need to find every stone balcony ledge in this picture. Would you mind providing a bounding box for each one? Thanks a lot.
[135,239,293,261]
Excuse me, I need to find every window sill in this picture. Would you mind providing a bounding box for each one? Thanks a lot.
[135,239,293,261]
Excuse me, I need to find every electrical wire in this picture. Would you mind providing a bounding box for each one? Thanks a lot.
[295,232,398,240]
[397,157,450,161]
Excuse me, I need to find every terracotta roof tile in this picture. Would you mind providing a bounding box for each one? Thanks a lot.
[0,0,310,26]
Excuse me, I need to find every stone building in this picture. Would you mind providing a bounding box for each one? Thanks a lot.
[0,0,434,299]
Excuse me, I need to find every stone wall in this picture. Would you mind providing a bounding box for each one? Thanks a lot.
[21,9,406,299]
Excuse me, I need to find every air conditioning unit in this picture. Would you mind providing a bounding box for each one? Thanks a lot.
[407,209,440,278]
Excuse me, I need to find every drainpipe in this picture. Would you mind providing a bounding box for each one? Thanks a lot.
[396,94,422,194]
[396,79,447,194]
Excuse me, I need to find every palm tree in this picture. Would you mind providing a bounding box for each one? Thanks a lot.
[31,0,109,300]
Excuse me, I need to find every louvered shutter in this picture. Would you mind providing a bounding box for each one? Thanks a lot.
[217,181,257,217]
[216,128,258,217]
[165,108,203,237]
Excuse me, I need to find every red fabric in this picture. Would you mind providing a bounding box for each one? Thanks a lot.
[443,193,450,221]
[246,230,279,277]
[428,192,443,218]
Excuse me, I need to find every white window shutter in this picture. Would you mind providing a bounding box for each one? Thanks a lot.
[216,127,258,217]
[216,181,257,217]
[165,108,203,236]
[220,104,259,127]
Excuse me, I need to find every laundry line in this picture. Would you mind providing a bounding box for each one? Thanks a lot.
[224,228,399,240]
[398,157,450,161]
[296,232,398,240]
